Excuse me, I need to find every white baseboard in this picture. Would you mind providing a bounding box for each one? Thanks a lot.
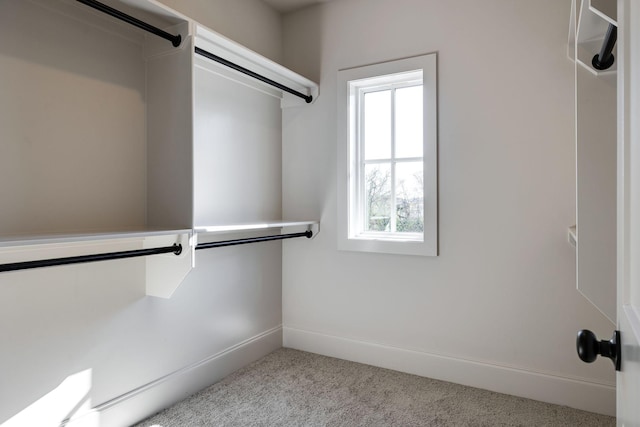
[67,326,282,427]
[283,326,616,417]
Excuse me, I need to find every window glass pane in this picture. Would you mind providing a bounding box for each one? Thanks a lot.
[364,90,391,160]
[395,162,424,233]
[395,85,423,159]
[365,163,391,231]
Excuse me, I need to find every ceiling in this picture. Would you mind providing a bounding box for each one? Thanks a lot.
[261,0,333,13]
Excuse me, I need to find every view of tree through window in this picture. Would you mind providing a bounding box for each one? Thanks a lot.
[362,84,424,234]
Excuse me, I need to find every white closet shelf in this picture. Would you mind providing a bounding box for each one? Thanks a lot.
[0,221,319,247]
[572,0,618,76]
[190,221,318,270]
[0,0,321,299]
[195,221,319,235]
[589,0,616,25]
[0,229,192,248]
[195,25,319,107]
[0,228,193,299]
[0,221,320,296]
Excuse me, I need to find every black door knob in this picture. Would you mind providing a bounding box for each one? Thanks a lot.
[576,329,621,371]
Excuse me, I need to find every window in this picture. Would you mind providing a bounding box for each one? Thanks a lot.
[337,54,438,256]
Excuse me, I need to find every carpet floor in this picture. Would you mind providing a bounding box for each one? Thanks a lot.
[134,348,615,426]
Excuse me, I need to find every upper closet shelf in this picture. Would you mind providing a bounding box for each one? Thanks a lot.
[194,25,319,107]
[571,0,618,76]
[75,0,182,46]
[1,0,319,243]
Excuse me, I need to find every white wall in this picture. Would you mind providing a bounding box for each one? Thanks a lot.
[281,0,617,416]
[0,1,284,426]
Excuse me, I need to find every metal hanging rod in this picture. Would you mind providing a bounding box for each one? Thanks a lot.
[195,46,313,104]
[196,230,313,250]
[592,23,617,71]
[0,244,182,273]
[0,230,313,272]
[76,0,182,47]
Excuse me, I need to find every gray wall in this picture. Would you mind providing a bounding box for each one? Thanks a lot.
[158,0,283,63]
[280,0,617,415]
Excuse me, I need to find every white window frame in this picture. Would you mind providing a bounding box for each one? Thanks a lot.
[337,54,438,256]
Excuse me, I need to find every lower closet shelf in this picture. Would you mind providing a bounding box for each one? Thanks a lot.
[193,220,319,253]
[194,220,319,234]
[0,221,319,298]
[0,229,193,298]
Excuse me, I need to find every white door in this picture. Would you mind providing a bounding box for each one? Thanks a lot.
[616,0,640,424]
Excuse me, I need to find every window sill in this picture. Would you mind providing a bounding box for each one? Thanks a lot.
[351,232,423,243]
[338,235,437,257]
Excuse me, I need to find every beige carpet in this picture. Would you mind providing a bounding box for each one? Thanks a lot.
[134,348,615,426]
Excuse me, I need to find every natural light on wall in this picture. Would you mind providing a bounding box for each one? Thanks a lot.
[3,369,98,427]
[337,53,438,256]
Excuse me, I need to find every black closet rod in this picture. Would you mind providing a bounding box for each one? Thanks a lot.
[0,231,313,272]
[592,23,617,71]
[0,244,182,273]
[196,230,313,250]
[195,46,313,104]
[76,0,182,47]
